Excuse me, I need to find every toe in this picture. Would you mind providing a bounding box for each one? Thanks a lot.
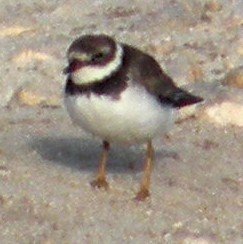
[134,188,150,201]
[90,178,109,190]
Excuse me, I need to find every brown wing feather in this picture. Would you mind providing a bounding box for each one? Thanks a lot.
[122,44,203,108]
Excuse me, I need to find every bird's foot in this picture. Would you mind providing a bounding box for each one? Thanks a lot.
[134,188,150,201]
[90,177,109,190]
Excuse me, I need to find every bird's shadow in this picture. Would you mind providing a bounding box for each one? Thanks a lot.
[30,136,176,174]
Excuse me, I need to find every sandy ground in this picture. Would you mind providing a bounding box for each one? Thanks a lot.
[0,0,243,243]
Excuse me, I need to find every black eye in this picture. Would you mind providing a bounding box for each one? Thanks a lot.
[91,52,105,62]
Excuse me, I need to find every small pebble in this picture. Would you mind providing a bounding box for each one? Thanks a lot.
[0,165,10,177]
[224,66,243,89]
[17,90,61,107]
[203,102,243,127]
[0,26,34,37]
[182,236,214,244]
[12,50,52,65]
[204,0,222,12]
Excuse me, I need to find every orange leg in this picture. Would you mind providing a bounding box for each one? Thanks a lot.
[90,141,110,190]
[135,140,154,201]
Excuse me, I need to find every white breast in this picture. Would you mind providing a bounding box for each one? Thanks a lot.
[65,85,176,144]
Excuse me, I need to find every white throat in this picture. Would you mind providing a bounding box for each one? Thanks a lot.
[71,44,123,85]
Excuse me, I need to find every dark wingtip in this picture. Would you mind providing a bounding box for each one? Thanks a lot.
[175,93,203,108]
[159,89,204,108]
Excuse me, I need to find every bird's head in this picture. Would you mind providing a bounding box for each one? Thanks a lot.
[64,34,123,85]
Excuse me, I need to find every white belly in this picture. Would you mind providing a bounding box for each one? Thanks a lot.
[65,86,176,144]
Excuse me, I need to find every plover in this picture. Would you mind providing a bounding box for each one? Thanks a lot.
[63,34,203,200]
